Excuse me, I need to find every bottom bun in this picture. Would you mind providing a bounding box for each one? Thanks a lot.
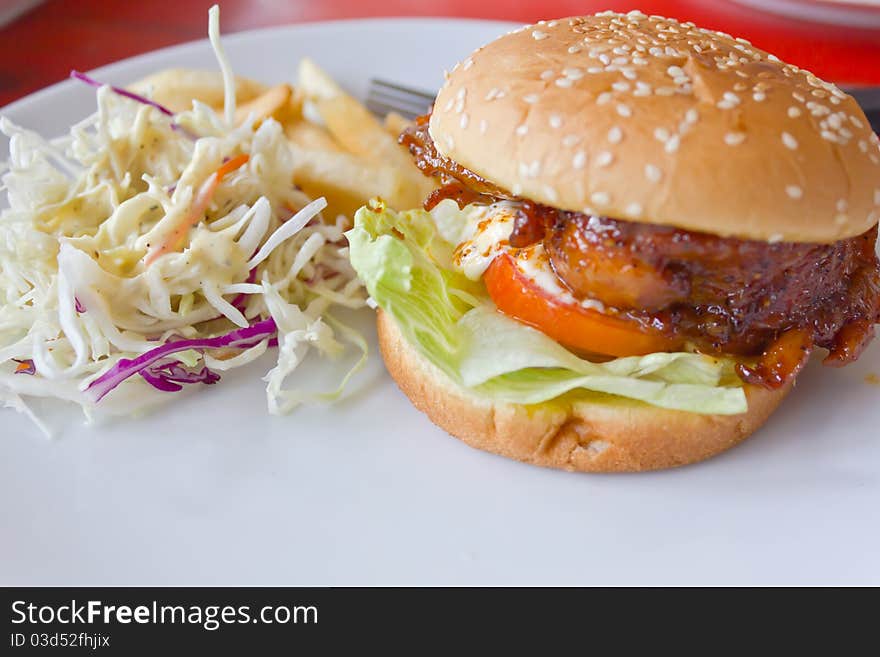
[377,310,792,473]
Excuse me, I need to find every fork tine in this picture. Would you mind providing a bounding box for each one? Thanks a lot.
[370,78,436,102]
[366,78,435,119]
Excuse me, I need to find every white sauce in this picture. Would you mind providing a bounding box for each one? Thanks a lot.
[447,203,606,312]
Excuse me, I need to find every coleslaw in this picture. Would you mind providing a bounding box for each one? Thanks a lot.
[0,6,368,435]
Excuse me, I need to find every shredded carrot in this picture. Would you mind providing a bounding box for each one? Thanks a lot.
[15,361,33,374]
[145,154,249,266]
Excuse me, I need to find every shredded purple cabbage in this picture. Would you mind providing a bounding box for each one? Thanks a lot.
[85,318,277,403]
[70,70,198,140]
[12,359,36,375]
[75,297,85,313]
[140,360,221,393]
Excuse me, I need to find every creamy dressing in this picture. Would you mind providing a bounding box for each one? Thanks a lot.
[446,202,605,312]
[451,203,517,280]
[515,244,606,312]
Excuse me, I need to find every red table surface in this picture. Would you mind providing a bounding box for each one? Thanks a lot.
[2,0,880,107]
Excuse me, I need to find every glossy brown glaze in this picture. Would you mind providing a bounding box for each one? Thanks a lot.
[401,114,880,384]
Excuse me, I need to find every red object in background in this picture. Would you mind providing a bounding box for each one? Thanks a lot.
[1,0,880,107]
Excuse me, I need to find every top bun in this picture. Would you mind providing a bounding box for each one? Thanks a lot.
[430,11,880,243]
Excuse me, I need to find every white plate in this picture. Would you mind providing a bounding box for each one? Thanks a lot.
[2,18,879,586]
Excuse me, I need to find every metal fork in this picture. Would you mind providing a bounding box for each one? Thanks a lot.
[366,78,435,119]
[367,77,880,132]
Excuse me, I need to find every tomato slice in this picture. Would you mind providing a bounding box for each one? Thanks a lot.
[483,253,681,358]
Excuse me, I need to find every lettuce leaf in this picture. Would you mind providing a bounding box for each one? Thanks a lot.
[346,200,747,415]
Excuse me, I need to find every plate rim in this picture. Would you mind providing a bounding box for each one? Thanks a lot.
[0,16,521,115]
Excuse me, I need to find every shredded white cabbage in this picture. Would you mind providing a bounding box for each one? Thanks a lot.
[0,7,367,436]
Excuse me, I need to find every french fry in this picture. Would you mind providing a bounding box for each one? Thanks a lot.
[297,59,436,209]
[234,84,294,126]
[290,145,408,220]
[128,68,269,113]
[285,121,345,153]
[383,111,413,139]
[297,58,345,101]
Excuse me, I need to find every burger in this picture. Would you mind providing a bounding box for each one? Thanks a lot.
[346,11,880,472]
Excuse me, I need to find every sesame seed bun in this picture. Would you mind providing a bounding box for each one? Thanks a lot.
[378,310,791,473]
[430,11,880,243]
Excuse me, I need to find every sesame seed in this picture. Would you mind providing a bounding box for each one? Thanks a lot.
[664,134,681,153]
[443,98,454,112]
[781,132,798,150]
[792,91,805,103]
[785,185,803,200]
[445,135,455,150]
[459,113,469,129]
[512,183,523,195]
[850,115,865,129]
[597,92,613,105]
[634,81,652,96]
[587,66,604,74]
[608,126,623,143]
[859,140,868,153]
[625,202,643,217]
[753,92,766,102]
[518,162,529,178]
[562,134,580,147]
[568,45,583,54]
[666,65,685,78]
[768,234,784,243]
[463,58,473,71]
[611,81,631,92]
[516,124,528,136]
[821,130,839,143]
[555,78,574,88]
[645,164,662,183]
[523,94,539,104]
[596,151,614,167]
[834,214,849,225]
[836,199,848,213]
[532,30,549,40]
[725,132,746,146]
[617,103,632,117]
[540,69,555,80]
[591,191,611,206]
[655,87,675,96]
[485,87,499,101]
[549,114,562,129]
[456,88,466,100]
[572,151,587,169]
[543,185,558,202]
[599,53,611,65]
[454,98,464,113]
[564,67,584,80]
[479,119,488,135]
[654,127,670,142]
[622,69,638,80]
[788,106,802,118]
[685,109,699,124]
